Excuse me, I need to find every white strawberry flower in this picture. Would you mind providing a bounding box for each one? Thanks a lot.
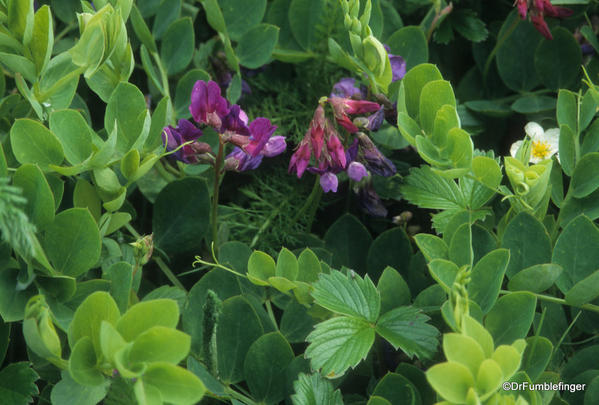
[510,122,560,164]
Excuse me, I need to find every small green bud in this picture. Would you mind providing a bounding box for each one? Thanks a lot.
[359,0,372,28]
[362,35,387,76]
[349,0,360,18]
[130,234,154,266]
[350,17,362,35]
[344,14,352,30]
[339,0,349,14]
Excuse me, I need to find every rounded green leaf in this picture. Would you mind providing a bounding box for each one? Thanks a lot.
[367,228,412,281]
[68,291,120,354]
[104,82,147,155]
[511,95,556,114]
[413,233,449,262]
[519,336,551,382]
[248,251,276,286]
[153,178,210,255]
[372,373,420,405]
[129,326,190,365]
[400,63,443,119]
[377,267,411,314]
[220,0,266,41]
[324,214,372,274]
[386,26,428,71]
[73,179,101,222]
[565,269,599,307]
[280,300,315,344]
[507,264,562,293]
[461,315,494,358]
[217,296,264,384]
[99,321,126,363]
[244,332,294,404]
[468,249,509,314]
[554,215,599,292]
[288,0,325,50]
[10,119,64,170]
[43,208,101,277]
[142,362,205,404]
[484,292,536,346]
[116,299,179,341]
[496,12,541,91]
[443,333,485,377]
[161,17,194,75]
[501,212,552,278]
[13,164,55,230]
[237,24,279,69]
[276,248,299,280]
[296,248,321,283]
[427,259,459,293]
[69,336,105,387]
[419,80,456,135]
[572,152,599,198]
[475,359,503,399]
[560,124,577,176]
[535,28,581,91]
[426,362,474,404]
[49,109,94,165]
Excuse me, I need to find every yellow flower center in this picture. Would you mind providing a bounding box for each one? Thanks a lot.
[531,140,551,160]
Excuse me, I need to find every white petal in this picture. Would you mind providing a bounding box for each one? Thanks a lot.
[544,128,560,153]
[525,122,544,140]
[510,140,523,158]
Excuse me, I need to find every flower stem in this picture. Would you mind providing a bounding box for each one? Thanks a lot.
[211,138,225,256]
[499,289,599,313]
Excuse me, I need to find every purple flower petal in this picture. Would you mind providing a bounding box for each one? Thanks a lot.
[221,105,250,136]
[262,136,286,157]
[224,147,263,171]
[389,54,406,82]
[347,161,368,182]
[320,172,338,193]
[190,80,229,129]
[331,78,364,99]
[245,118,277,157]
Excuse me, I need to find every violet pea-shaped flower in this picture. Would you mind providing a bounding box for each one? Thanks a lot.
[189,80,229,130]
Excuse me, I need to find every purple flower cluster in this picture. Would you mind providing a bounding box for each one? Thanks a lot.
[162,80,285,171]
[288,50,406,215]
[288,99,396,198]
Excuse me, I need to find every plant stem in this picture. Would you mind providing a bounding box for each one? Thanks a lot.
[125,223,186,291]
[152,51,171,100]
[155,257,187,291]
[499,290,599,313]
[265,299,279,331]
[225,387,258,405]
[483,17,520,84]
[211,138,225,256]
